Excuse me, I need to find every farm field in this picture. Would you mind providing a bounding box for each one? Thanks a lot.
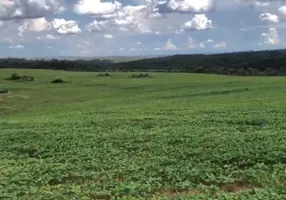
[1,69,286,199]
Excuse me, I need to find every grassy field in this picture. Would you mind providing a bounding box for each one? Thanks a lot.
[1,69,286,199]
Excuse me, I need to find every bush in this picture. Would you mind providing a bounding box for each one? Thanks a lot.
[4,73,34,81]
[50,79,65,83]
[130,73,152,78]
[21,76,34,81]
[0,89,10,94]
[10,73,22,80]
[97,73,111,77]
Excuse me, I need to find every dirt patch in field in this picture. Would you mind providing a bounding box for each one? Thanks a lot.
[0,91,29,101]
[114,175,124,183]
[219,181,254,194]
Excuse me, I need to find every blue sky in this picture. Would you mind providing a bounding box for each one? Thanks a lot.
[0,0,286,57]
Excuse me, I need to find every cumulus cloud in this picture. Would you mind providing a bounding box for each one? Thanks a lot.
[253,1,270,8]
[259,13,279,23]
[183,14,212,31]
[74,0,121,17]
[86,20,108,32]
[52,19,81,35]
[206,39,214,43]
[188,37,205,48]
[104,34,113,39]
[0,0,64,20]
[213,41,226,48]
[46,34,57,40]
[157,0,215,14]
[154,39,177,51]
[84,5,150,33]
[9,44,24,49]
[261,27,280,45]
[278,6,286,17]
[18,17,51,36]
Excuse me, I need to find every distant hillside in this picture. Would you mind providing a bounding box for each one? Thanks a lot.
[29,55,163,63]
[1,49,286,76]
[112,49,286,75]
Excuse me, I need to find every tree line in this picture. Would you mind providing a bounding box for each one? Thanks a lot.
[1,49,286,76]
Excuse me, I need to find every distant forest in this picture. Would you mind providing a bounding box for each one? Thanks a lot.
[1,49,286,76]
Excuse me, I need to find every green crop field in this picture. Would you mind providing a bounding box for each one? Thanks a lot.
[1,69,286,199]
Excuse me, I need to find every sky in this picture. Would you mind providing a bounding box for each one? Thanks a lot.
[0,0,286,57]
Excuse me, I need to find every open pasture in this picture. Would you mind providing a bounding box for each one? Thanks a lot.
[1,69,286,199]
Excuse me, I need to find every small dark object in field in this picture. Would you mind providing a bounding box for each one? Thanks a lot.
[245,88,249,91]
[28,149,39,158]
[130,73,152,78]
[4,73,34,81]
[10,73,22,80]
[97,73,112,77]
[0,89,10,94]
[21,76,34,81]
[51,79,65,83]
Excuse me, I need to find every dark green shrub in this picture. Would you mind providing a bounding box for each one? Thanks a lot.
[51,79,65,83]
[97,73,111,77]
[21,76,34,81]
[4,73,34,81]
[130,73,152,78]
[0,89,10,94]
[11,73,22,80]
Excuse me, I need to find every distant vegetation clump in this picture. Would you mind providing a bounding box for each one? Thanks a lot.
[4,73,34,81]
[97,73,111,77]
[0,89,10,94]
[130,73,152,78]
[50,79,65,84]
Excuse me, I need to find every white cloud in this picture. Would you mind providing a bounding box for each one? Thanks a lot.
[214,41,227,48]
[188,37,205,48]
[0,0,64,20]
[164,39,177,50]
[261,27,280,45]
[44,46,53,49]
[74,0,121,17]
[86,20,108,32]
[278,6,286,17]
[104,34,113,39]
[206,39,214,43]
[9,44,24,49]
[18,17,51,36]
[254,1,270,8]
[157,0,215,14]
[183,14,212,31]
[52,19,81,35]
[46,34,56,40]
[154,39,177,51]
[259,13,279,23]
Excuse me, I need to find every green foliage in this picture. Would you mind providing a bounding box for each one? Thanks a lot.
[0,89,10,94]
[130,73,152,78]
[1,69,286,199]
[4,73,34,81]
[97,73,112,77]
[50,79,65,83]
